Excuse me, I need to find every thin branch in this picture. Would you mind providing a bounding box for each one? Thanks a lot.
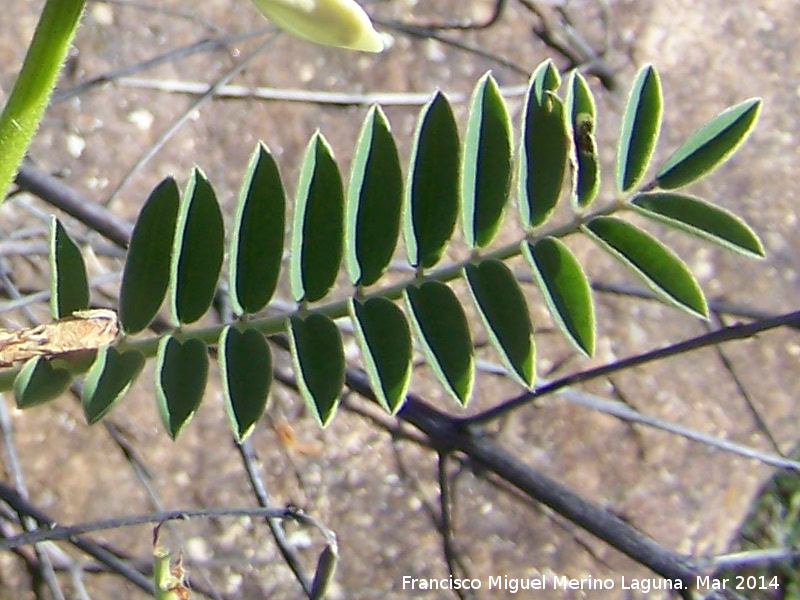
[52,28,271,105]
[14,161,133,248]
[340,368,719,595]
[706,547,800,572]
[235,438,314,598]
[373,18,529,77]
[463,309,800,425]
[437,453,476,600]
[115,76,528,107]
[707,312,782,454]
[0,499,326,551]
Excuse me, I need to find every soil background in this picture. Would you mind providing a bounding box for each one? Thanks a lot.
[0,0,799,598]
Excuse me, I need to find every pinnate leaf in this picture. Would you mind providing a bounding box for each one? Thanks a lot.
[156,336,208,439]
[346,106,403,287]
[83,346,145,424]
[404,92,460,268]
[462,72,513,248]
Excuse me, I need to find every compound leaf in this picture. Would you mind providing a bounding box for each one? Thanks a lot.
[462,72,513,248]
[50,217,89,319]
[171,169,224,325]
[14,357,72,408]
[82,346,145,424]
[518,59,568,228]
[156,335,208,439]
[404,92,460,268]
[566,71,600,208]
[631,192,764,258]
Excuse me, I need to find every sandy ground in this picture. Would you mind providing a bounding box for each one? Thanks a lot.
[0,0,799,598]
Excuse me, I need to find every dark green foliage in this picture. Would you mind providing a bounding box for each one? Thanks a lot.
[346,106,403,287]
[616,65,662,193]
[404,92,461,268]
[462,72,513,248]
[23,62,764,436]
[465,259,534,387]
[120,177,180,334]
[290,133,344,303]
[524,237,595,356]
[171,170,224,325]
[219,326,272,441]
[50,217,89,319]
[405,281,474,404]
[289,313,345,427]
[230,144,285,315]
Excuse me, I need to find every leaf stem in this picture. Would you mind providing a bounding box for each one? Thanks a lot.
[0,0,87,201]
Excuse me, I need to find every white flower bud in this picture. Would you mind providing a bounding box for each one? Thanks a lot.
[250,0,385,52]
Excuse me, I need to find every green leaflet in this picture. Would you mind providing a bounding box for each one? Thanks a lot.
[566,71,600,208]
[82,346,145,424]
[405,281,473,405]
[349,296,412,413]
[462,72,513,248]
[655,98,761,189]
[616,64,662,193]
[119,177,180,334]
[219,326,272,442]
[346,106,403,287]
[156,336,208,439]
[289,313,344,427]
[14,357,72,408]
[465,260,534,387]
[584,216,708,318]
[49,217,89,319]
[229,144,285,315]
[290,132,345,302]
[171,169,224,325]
[517,59,568,228]
[404,92,460,268]
[523,237,595,356]
[631,192,764,258]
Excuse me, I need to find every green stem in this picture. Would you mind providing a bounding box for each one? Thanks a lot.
[0,0,87,201]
